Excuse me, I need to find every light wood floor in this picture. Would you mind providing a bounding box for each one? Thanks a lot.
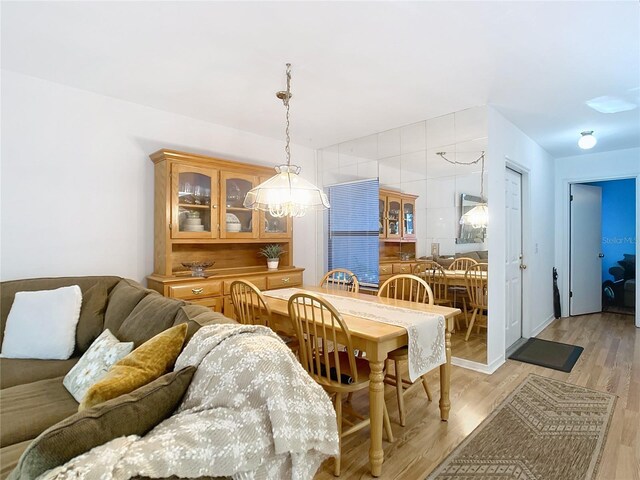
[450,328,487,363]
[315,312,639,479]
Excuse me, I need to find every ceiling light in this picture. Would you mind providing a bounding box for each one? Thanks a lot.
[578,131,597,150]
[586,96,637,114]
[243,64,329,217]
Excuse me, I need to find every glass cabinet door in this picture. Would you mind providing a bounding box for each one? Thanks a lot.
[402,198,416,239]
[171,165,218,239]
[220,171,259,238]
[379,196,387,238]
[259,177,292,238]
[386,196,401,239]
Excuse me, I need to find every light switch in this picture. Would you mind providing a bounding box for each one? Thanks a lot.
[431,243,440,256]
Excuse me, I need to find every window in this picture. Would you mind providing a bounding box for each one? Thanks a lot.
[327,179,379,287]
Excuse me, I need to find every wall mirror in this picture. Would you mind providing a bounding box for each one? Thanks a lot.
[456,193,487,244]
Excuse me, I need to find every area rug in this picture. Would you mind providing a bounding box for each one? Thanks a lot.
[508,338,584,372]
[426,374,616,480]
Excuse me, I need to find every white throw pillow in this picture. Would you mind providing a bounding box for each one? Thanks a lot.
[63,329,134,403]
[0,285,83,360]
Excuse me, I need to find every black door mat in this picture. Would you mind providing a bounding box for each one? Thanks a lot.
[508,338,584,372]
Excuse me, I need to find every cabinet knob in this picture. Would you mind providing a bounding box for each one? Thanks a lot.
[212,205,218,209]
[192,287,204,295]
[282,277,290,283]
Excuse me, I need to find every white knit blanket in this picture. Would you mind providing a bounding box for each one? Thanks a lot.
[264,288,446,382]
[39,324,339,480]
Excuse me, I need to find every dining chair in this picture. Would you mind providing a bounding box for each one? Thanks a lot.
[447,257,479,325]
[377,274,434,427]
[414,262,461,331]
[319,268,360,293]
[287,292,393,476]
[230,279,299,355]
[464,263,489,341]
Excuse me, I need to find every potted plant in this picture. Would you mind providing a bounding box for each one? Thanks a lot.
[259,244,286,270]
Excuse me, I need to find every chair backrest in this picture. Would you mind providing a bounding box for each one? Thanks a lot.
[413,262,449,302]
[288,292,358,388]
[378,274,434,305]
[465,263,488,308]
[449,257,478,271]
[229,280,272,327]
[319,268,360,293]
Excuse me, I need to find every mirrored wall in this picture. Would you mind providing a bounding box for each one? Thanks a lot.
[318,106,489,364]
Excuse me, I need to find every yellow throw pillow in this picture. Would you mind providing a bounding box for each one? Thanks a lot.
[79,323,188,411]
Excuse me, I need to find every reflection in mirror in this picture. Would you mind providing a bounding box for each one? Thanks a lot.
[457,194,487,244]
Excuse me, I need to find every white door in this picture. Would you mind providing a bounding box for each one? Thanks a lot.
[570,184,603,315]
[505,168,523,350]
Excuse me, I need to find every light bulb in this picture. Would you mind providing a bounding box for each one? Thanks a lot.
[578,131,597,150]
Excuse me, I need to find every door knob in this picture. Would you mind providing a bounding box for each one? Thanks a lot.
[519,264,527,270]
[598,253,604,258]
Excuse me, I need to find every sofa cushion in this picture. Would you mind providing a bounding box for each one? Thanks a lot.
[0,357,79,390]
[172,304,236,343]
[9,367,196,480]
[0,440,33,480]
[117,294,184,348]
[103,280,150,335]
[0,376,78,448]
[75,282,109,354]
[80,324,188,410]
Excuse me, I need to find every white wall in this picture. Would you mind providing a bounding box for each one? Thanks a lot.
[554,148,640,327]
[487,107,556,371]
[0,70,318,283]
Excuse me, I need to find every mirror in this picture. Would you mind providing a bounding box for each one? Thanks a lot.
[457,193,487,244]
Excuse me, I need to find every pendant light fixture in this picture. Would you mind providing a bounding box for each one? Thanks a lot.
[244,64,330,217]
[437,151,488,228]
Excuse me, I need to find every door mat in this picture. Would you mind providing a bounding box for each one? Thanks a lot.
[426,374,616,480]
[508,338,583,372]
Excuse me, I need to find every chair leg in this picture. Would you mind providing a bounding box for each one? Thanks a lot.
[334,393,342,477]
[462,296,468,325]
[394,360,406,427]
[421,374,433,401]
[465,308,478,341]
[382,401,394,443]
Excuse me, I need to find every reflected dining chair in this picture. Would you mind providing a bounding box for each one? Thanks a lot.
[377,274,434,427]
[414,262,460,331]
[229,279,299,355]
[319,268,360,293]
[287,292,393,476]
[448,257,479,325]
[464,263,489,341]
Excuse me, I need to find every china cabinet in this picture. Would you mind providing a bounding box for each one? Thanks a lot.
[148,149,303,314]
[379,189,418,242]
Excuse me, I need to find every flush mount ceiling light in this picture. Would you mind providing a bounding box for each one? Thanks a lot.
[437,151,488,228]
[586,95,637,114]
[243,64,330,218]
[578,131,597,150]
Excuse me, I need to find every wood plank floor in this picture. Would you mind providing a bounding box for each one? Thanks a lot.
[315,312,639,479]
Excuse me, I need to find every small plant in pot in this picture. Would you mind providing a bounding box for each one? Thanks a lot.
[259,244,286,270]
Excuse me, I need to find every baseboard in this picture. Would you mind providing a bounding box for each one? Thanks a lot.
[529,314,556,338]
[452,356,504,374]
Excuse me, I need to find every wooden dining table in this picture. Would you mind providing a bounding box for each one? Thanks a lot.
[263,285,461,477]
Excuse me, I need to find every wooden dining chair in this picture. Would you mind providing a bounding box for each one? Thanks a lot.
[447,257,478,325]
[287,292,393,476]
[377,274,434,427]
[414,262,460,331]
[319,268,360,293]
[464,263,489,341]
[230,280,299,355]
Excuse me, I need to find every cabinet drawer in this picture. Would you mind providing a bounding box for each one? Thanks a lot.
[169,281,222,300]
[267,272,303,289]
[190,296,223,312]
[379,264,392,275]
[223,276,267,295]
[392,263,413,274]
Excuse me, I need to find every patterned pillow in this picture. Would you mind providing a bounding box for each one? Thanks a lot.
[63,329,133,403]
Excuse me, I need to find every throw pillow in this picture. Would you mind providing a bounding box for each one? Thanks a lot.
[102,280,149,334]
[63,329,134,403]
[0,286,82,360]
[79,323,188,410]
[9,366,196,480]
[75,282,109,354]
[117,293,184,348]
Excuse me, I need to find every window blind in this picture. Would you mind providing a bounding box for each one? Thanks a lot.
[327,179,379,287]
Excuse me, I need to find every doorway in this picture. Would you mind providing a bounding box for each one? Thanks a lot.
[505,168,523,350]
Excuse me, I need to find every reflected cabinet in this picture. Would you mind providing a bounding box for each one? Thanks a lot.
[379,189,417,242]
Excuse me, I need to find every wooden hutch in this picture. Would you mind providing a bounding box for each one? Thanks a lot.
[147,149,303,315]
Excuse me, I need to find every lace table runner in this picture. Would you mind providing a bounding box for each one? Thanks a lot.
[263,288,446,381]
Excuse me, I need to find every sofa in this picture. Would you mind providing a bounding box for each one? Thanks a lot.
[420,250,489,269]
[0,276,235,478]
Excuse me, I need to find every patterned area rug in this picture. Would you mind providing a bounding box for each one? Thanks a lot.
[426,374,616,480]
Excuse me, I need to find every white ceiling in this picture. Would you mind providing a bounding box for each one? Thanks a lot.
[2,1,639,158]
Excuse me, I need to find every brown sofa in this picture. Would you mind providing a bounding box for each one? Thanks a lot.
[420,250,489,269]
[0,276,235,478]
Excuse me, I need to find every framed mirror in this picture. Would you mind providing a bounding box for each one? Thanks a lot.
[456,193,487,244]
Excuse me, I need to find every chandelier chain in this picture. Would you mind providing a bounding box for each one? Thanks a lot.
[284,63,292,167]
[437,151,485,199]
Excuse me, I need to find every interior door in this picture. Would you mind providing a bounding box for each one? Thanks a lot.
[570,184,603,315]
[505,168,523,349]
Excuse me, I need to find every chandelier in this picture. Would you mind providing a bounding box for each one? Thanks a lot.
[243,64,330,218]
[437,151,488,228]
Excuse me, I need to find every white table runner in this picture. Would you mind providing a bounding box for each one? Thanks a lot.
[263,288,446,381]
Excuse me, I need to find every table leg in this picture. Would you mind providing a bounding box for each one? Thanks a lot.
[368,360,385,477]
[439,321,452,421]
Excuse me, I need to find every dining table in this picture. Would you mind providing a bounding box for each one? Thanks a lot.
[262,285,461,477]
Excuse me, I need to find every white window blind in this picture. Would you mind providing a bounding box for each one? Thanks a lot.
[327,179,379,287]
